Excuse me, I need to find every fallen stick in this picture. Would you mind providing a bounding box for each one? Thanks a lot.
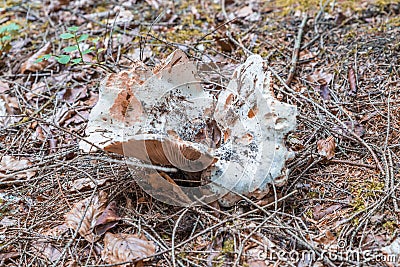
[328,159,375,169]
[286,14,309,85]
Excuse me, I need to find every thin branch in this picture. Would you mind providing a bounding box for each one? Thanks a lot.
[286,14,308,85]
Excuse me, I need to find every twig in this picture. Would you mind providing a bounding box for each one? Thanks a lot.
[226,31,253,56]
[328,159,376,169]
[286,14,308,85]
[172,208,189,267]
[55,172,72,209]
[388,149,399,212]
[141,10,165,61]
[196,17,237,45]
[220,0,229,21]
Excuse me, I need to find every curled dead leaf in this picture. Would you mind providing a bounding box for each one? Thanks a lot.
[317,136,335,160]
[20,42,51,74]
[64,191,108,242]
[306,69,333,101]
[101,232,156,266]
[94,201,120,236]
[347,66,357,97]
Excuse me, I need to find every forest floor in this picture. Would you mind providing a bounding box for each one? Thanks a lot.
[0,0,399,266]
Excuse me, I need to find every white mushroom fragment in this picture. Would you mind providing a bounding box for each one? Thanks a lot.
[80,50,297,207]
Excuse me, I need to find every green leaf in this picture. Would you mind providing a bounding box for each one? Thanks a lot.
[67,26,79,32]
[97,48,105,53]
[35,58,44,63]
[60,33,74,39]
[56,55,71,64]
[77,34,89,42]
[34,54,52,63]
[71,58,82,64]
[1,35,11,42]
[0,23,19,34]
[82,48,92,55]
[63,45,78,52]
[92,37,100,43]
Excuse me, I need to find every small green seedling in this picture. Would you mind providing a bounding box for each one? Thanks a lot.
[0,22,20,55]
[36,26,102,65]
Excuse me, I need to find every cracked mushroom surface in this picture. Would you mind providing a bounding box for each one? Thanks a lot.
[80,50,297,207]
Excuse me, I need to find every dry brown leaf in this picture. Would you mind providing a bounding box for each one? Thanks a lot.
[0,80,9,93]
[33,242,62,263]
[0,155,36,180]
[20,42,51,74]
[312,203,342,220]
[69,177,111,192]
[63,110,90,127]
[64,191,108,242]
[311,230,336,249]
[0,95,20,127]
[101,232,156,266]
[347,66,357,96]
[317,136,335,160]
[306,69,333,101]
[32,224,68,263]
[94,201,120,236]
[58,87,88,104]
